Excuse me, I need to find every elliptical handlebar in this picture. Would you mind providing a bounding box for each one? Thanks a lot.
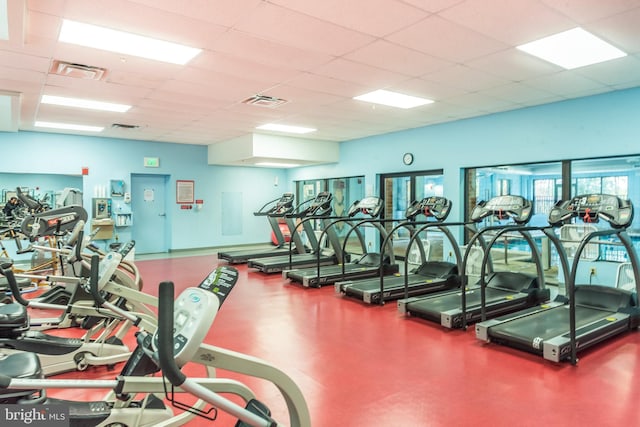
[88,254,107,307]
[0,265,29,306]
[157,281,187,386]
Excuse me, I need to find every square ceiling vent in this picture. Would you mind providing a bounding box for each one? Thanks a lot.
[241,94,288,108]
[49,60,107,80]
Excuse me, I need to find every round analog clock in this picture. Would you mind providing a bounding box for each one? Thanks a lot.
[403,152,414,165]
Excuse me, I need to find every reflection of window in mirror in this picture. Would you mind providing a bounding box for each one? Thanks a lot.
[497,179,510,196]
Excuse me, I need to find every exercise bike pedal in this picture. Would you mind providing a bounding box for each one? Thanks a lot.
[234,399,276,427]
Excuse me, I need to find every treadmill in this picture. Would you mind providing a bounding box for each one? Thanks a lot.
[476,194,640,365]
[398,195,550,329]
[285,196,399,288]
[336,196,461,304]
[217,193,307,264]
[247,192,340,274]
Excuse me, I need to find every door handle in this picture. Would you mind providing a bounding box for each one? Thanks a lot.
[159,213,166,217]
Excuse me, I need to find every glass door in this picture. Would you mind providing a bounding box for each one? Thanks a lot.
[380,170,443,260]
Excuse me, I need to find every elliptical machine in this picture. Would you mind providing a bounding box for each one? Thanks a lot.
[0,264,311,426]
[0,245,137,376]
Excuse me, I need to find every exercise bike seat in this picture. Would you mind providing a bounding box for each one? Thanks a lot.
[0,303,28,332]
[0,352,42,379]
[0,352,43,403]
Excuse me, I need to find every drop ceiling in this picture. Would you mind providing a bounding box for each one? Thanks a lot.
[1,0,639,151]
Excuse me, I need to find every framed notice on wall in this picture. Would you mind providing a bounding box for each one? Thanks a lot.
[176,180,195,204]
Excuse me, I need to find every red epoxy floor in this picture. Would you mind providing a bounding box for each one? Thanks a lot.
[45,254,640,426]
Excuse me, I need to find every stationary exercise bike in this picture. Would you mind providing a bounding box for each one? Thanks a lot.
[0,264,311,426]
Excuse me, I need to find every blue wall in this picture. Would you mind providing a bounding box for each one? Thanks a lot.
[288,87,640,224]
[2,87,639,252]
[0,131,288,250]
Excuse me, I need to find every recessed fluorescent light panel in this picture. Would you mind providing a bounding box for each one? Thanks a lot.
[517,27,626,70]
[256,162,301,168]
[0,0,9,40]
[256,123,316,134]
[59,20,202,65]
[35,121,104,132]
[354,90,434,109]
[41,95,131,112]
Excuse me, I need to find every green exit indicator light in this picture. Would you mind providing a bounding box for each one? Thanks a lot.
[144,157,160,168]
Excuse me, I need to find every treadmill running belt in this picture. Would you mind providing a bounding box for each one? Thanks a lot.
[489,305,614,345]
[408,287,516,315]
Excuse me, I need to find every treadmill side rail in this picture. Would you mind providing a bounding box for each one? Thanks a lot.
[543,313,631,362]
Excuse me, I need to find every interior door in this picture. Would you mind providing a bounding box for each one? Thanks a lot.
[131,174,168,254]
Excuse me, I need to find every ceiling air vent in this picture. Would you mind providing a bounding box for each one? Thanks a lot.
[241,94,288,108]
[111,123,140,130]
[49,60,107,80]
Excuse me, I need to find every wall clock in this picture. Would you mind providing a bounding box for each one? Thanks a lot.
[403,152,414,165]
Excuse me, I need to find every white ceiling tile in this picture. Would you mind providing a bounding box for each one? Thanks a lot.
[586,7,640,54]
[440,0,575,45]
[127,0,263,27]
[259,85,346,108]
[573,55,640,86]
[445,91,518,112]
[523,71,607,97]
[422,64,512,91]
[487,82,556,104]
[344,40,454,77]
[387,15,510,62]
[541,0,640,24]
[233,2,375,56]
[401,0,466,13]
[391,78,468,101]
[312,58,412,88]
[209,30,334,72]
[284,73,370,98]
[0,50,50,73]
[268,0,429,37]
[58,0,227,48]
[467,49,561,81]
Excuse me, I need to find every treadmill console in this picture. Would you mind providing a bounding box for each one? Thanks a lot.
[405,197,451,221]
[470,195,532,225]
[305,191,333,217]
[348,197,384,218]
[548,194,633,229]
[267,193,295,217]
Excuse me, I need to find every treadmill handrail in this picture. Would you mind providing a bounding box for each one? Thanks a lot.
[286,214,352,270]
[459,222,527,330]
[337,217,396,280]
[401,220,474,302]
[381,218,434,300]
[477,226,547,323]
[309,216,367,279]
